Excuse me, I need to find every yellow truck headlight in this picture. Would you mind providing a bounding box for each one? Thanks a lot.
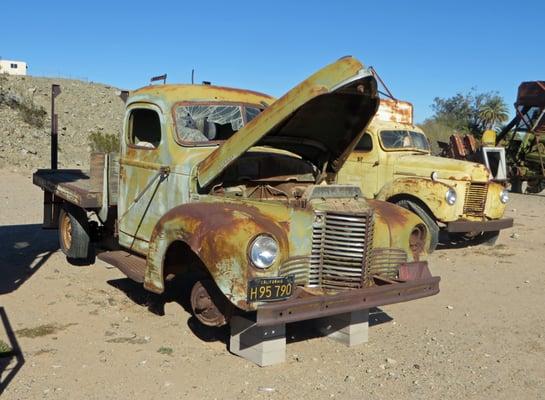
[445,188,457,205]
[249,234,278,269]
[500,189,509,204]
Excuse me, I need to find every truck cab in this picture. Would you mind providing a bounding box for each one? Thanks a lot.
[33,58,439,340]
[338,99,513,251]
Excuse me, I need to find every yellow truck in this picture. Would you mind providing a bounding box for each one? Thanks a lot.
[337,99,513,251]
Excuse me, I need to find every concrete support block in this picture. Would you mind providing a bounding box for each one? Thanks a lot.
[314,309,369,347]
[229,316,286,367]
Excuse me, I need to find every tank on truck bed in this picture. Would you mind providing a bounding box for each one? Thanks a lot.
[32,57,440,366]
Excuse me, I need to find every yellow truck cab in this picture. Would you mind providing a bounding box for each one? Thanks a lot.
[338,99,513,251]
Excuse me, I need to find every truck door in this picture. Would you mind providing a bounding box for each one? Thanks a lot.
[345,132,380,197]
[117,104,170,254]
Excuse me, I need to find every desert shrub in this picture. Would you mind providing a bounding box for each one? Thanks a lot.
[0,80,47,128]
[89,131,120,153]
[18,97,47,128]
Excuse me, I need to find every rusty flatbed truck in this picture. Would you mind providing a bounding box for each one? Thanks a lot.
[33,57,440,366]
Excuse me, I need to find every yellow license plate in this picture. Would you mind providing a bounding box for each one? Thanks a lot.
[247,276,295,302]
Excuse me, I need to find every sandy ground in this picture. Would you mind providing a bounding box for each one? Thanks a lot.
[0,169,544,400]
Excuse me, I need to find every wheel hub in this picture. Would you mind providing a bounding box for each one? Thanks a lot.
[190,280,227,327]
[60,212,72,250]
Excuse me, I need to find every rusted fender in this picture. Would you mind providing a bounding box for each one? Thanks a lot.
[144,202,289,310]
[368,200,430,262]
[376,177,459,222]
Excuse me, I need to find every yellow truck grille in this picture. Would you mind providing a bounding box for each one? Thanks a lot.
[463,183,488,216]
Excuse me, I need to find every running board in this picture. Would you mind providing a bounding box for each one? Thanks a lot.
[97,250,146,283]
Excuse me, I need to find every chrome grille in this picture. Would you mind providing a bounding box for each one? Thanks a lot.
[463,183,488,216]
[368,248,407,279]
[278,256,311,286]
[309,211,373,290]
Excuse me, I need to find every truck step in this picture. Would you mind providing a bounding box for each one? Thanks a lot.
[97,250,146,283]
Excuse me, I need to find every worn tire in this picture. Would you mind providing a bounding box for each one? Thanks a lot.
[58,205,94,265]
[394,199,439,252]
[470,230,500,246]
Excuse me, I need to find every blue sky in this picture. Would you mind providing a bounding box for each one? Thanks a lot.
[2,0,544,122]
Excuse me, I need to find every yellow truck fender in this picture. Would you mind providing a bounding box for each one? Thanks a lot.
[144,202,289,310]
[376,177,453,220]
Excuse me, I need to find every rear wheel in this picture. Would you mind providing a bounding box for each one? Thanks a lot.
[394,199,439,252]
[58,205,94,265]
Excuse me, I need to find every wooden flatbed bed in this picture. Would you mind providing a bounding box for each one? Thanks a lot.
[33,169,102,208]
[33,153,119,211]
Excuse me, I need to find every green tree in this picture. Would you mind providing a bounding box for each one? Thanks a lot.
[427,89,508,138]
[479,97,509,130]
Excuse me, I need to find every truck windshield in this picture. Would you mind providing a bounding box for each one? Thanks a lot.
[379,130,430,151]
[175,103,262,143]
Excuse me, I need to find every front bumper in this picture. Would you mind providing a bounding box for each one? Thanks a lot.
[255,263,440,326]
[446,217,513,233]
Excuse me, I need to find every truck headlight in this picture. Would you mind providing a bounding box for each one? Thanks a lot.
[249,234,278,269]
[500,189,509,204]
[445,188,457,205]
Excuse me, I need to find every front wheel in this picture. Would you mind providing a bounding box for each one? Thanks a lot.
[394,199,439,252]
[190,280,231,327]
[58,205,94,265]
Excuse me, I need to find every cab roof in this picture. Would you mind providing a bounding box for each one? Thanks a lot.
[368,118,422,133]
[128,84,275,107]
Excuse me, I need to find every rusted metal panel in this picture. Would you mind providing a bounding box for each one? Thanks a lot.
[446,218,513,233]
[375,99,413,125]
[516,81,545,108]
[89,153,106,193]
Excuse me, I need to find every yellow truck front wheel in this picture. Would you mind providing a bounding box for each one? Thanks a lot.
[394,199,439,252]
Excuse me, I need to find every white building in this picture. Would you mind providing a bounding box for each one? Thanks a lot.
[0,59,28,76]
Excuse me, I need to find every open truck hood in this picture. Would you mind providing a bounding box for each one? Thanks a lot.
[197,57,379,188]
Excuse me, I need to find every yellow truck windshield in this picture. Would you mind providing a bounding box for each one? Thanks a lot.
[379,130,430,151]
